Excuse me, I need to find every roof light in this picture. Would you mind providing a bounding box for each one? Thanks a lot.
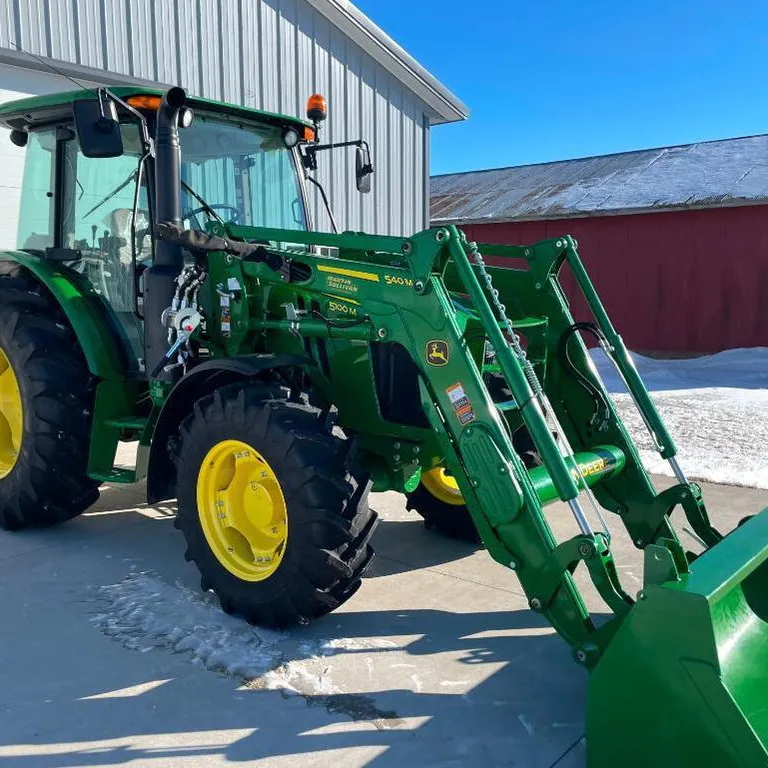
[282,127,300,148]
[306,94,327,123]
[126,94,162,110]
[179,107,194,128]
[9,129,27,148]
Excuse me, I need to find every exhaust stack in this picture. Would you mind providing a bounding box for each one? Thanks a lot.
[153,86,187,268]
[145,87,188,380]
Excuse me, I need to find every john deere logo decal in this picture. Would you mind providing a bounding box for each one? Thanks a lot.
[426,340,449,366]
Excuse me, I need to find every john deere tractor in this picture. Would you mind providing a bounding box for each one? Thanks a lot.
[0,85,767,766]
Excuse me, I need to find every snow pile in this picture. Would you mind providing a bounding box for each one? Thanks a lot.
[592,347,768,393]
[93,572,393,696]
[590,347,768,489]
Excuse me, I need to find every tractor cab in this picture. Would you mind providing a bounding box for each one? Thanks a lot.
[1,87,313,370]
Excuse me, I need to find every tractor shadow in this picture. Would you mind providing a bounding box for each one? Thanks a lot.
[0,605,587,768]
[0,481,590,767]
[369,514,484,575]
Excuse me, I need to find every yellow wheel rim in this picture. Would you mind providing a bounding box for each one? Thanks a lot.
[0,346,22,479]
[196,439,288,582]
[421,466,465,506]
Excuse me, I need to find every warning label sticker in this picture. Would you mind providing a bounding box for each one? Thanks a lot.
[458,408,476,425]
[446,382,476,425]
[446,383,465,403]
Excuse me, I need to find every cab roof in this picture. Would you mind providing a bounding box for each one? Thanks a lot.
[0,85,312,132]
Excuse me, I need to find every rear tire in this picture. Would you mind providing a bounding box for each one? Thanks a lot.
[0,275,99,530]
[172,383,377,628]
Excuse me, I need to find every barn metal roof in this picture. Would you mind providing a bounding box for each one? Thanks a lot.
[430,134,768,224]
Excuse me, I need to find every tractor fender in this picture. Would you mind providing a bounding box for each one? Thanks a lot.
[0,252,125,379]
[146,353,313,503]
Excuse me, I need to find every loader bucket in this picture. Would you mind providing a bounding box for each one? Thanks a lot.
[587,508,768,768]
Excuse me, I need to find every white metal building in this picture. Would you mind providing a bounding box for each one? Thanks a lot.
[0,0,466,247]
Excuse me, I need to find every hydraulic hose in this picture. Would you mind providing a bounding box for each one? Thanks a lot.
[557,322,612,432]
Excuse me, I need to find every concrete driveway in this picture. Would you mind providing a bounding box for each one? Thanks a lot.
[1,466,766,768]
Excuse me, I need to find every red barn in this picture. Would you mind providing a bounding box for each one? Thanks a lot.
[430,136,768,354]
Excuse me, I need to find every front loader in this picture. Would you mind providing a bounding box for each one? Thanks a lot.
[0,84,766,767]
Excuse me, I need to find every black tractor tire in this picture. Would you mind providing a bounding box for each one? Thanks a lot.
[0,274,100,530]
[406,483,481,544]
[407,373,543,544]
[172,383,378,628]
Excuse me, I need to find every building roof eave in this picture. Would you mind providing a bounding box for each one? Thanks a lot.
[431,197,768,227]
[307,0,468,124]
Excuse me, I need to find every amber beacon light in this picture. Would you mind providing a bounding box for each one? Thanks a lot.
[126,94,162,110]
[306,94,327,124]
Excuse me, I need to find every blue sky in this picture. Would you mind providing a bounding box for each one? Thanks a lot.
[354,0,768,175]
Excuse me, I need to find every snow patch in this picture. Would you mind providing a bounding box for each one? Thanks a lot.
[590,348,768,489]
[592,347,768,393]
[92,572,395,697]
[613,388,768,489]
[323,637,398,651]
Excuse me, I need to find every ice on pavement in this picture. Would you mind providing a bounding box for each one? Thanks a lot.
[591,347,768,489]
[93,572,395,696]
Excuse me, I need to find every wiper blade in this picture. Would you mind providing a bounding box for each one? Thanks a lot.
[84,169,138,218]
[181,180,226,226]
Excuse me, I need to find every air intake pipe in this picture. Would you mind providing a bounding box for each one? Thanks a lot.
[145,86,188,380]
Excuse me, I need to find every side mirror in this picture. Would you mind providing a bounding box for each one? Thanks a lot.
[73,96,123,158]
[356,145,373,194]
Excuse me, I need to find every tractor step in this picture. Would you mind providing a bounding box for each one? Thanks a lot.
[104,416,148,431]
[90,467,136,484]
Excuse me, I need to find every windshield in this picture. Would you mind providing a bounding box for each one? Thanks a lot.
[180,115,307,232]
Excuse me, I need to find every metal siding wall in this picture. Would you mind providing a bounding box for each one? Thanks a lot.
[103,1,130,74]
[155,1,178,84]
[0,0,431,235]
[343,35,361,230]
[329,26,347,230]
[463,205,768,354]
[48,1,77,61]
[359,52,375,233]
[76,0,104,69]
[128,0,156,82]
[372,67,389,234]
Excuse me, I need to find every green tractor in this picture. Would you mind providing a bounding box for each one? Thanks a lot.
[0,85,767,766]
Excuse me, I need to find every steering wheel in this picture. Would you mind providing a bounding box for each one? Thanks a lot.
[182,204,241,229]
